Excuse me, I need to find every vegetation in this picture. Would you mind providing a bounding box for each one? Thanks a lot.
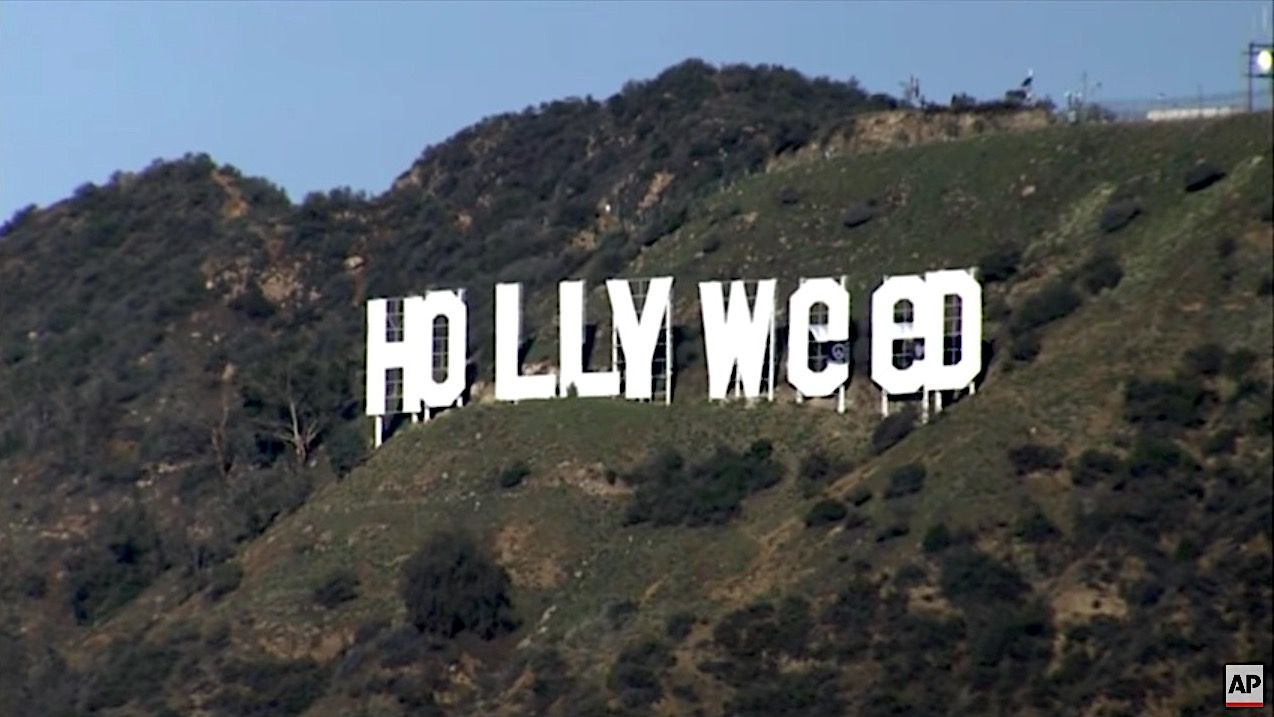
[0,63,1269,717]
[398,531,518,640]
[623,440,783,527]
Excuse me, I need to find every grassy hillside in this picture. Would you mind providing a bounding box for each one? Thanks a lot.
[0,61,904,645]
[9,111,1265,717]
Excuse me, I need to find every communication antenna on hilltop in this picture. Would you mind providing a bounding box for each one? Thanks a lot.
[900,75,922,107]
[1067,71,1103,123]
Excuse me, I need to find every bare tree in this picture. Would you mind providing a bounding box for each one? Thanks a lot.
[242,349,345,467]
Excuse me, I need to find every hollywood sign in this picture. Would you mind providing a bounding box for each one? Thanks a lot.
[366,270,981,446]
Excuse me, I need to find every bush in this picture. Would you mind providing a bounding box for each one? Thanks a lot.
[1214,235,1238,260]
[1071,449,1121,487]
[1010,331,1042,362]
[398,531,518,640]
[1183,163,1225,193]
[841,201,876,228]
[1098,199,1141,233]
[325,422,367,477]
[313,568,360,609]
[1202,429,1238,456]
[624,440,783,527]
[1223,348,1257,380]
[498,462,531,489]
[978,245,1022,284]
[1007,443,1064,476]
[665,611,696,641]
[922,523,953,553]
[871,411,915,454]
[229,284,276,320]
[884,463,926,499]
[212,657,327,717]
[608,640,673,709]
[1123,377,1212,429]
[1015,510,1060,542]
[207,562,243,602]
[939,548,1028,610]
[775,186,802,206]
[799,449,848,485]
[1126,435,1190,478]
[847,486,873,507]
[875,523,911,542]
[1010,281,1082,335]
[1183,343,1225,377]
[1078,252,1123,293]
[701,235,722,254]
[805,499,848,527]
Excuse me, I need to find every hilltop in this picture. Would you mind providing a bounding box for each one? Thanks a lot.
[0,60,1271,717]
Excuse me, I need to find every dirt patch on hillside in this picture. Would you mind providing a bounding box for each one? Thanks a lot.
[211,169,249,220]
[495,523,566,589]
[639,171,675,211]
[1051,583,1127,624]
[547,462,631,498]
[770,109,1054,171]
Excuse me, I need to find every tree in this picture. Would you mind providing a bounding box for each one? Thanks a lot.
[241,340,351,466]
[398,530,519,640]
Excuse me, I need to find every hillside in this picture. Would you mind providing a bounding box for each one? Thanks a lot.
[1,61,1271,717]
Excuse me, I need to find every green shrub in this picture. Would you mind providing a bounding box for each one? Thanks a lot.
[978,245,1022,284]
[1071,449,1121,487]
[1015,510,1060,542]
[398,531,518,640]
[665,611,696,642]
[207,562,243,602]
[1010,281,1082,335]
[799,449,848,484]
[606,600,638,631]
[229,284,276,320]
[1183,163,1225,193]
[875,523,911,542]
[1126,435,1190,478]
[498,461,531,489]
[1214,235,1238,260]
[85,642,179,711]
[1183,343,1225,377]
[884,463,926,499]
[1078,252,1123,293]
[871,411,915,454]
[939,548,1028,610]
[212,657,327,717]
[608,640,673,709]
[804,499,848,527]
[1010,331,1042,362]
[1123,377,1212,429]
[847,486,873,506]
[1202,428,1239,456]
[312,568,359,609]
[841,201,876,228]
[624,440,783,527]
[324,421,367,477]
[1007,443,1064,476]
[923,523,953,553]
[1223,348,1257,380]
[1098,199,1141,233]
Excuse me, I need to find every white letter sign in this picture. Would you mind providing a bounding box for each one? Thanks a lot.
[699,279,776,400]
[495,282,557,402]
[787,277,850,398]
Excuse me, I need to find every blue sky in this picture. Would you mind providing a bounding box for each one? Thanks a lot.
[2,0,1270,220]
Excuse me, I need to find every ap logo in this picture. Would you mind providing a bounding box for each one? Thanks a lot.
[1226,664,1264,708]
